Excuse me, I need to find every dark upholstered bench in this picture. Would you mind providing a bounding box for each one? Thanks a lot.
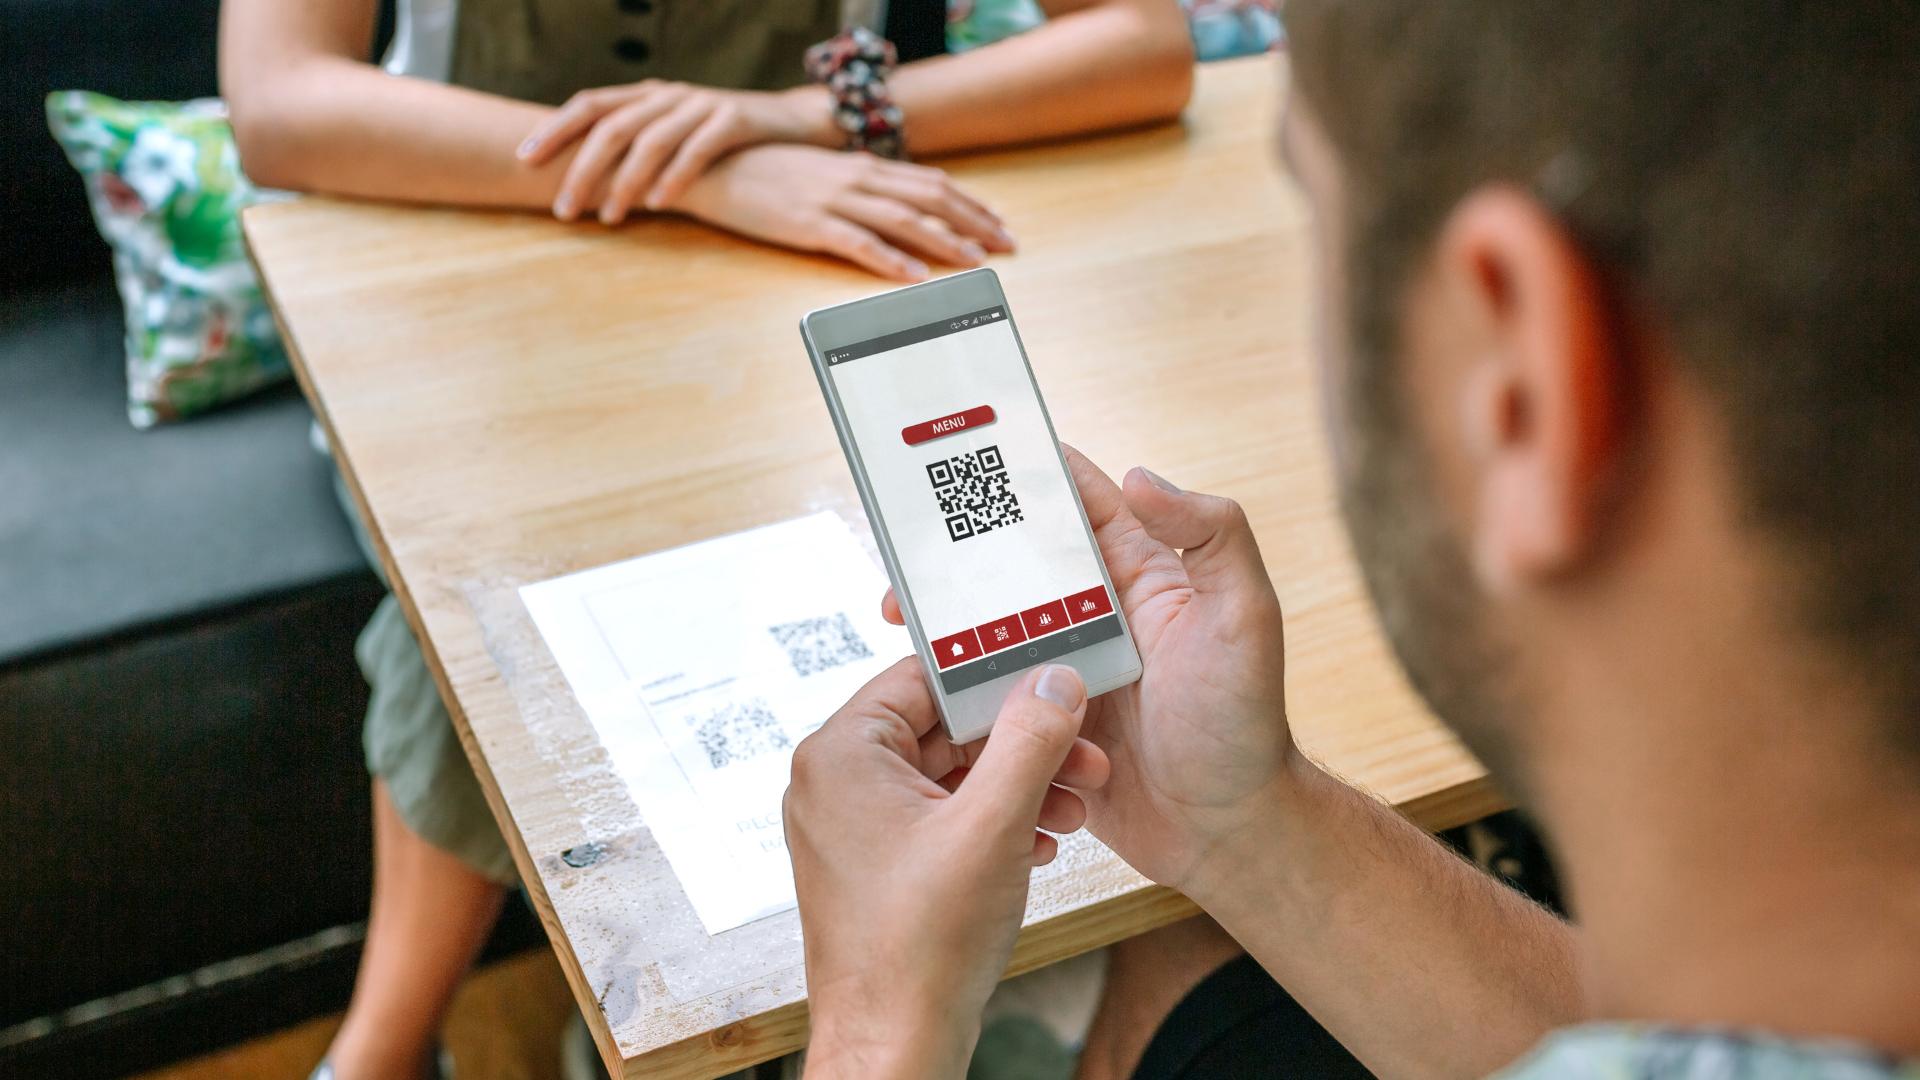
[0,3,538,1075]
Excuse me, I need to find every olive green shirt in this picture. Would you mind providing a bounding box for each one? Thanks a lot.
[450,0,851,101]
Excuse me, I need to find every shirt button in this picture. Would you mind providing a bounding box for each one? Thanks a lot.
[614,36,650,62]
[617,0,653,11]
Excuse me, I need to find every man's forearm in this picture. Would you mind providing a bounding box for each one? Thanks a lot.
[1187,758,1584,1079]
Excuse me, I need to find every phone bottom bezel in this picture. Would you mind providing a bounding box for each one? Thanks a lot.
[933,632,1142,744]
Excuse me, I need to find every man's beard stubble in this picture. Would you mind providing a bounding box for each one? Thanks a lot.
[1335,367,1532,802]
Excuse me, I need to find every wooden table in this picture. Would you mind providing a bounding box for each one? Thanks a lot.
[243,54,1500,1080]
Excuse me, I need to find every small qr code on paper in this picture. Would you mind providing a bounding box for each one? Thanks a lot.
[927,444,1023,542]
[693,697,790,770]
[768,612,873,677]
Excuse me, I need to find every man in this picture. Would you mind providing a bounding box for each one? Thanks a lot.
[784,2,1920,1077]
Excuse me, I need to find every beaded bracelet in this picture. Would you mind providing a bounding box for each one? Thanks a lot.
[804,26,908,160]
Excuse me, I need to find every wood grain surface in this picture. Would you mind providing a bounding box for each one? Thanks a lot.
[243,55,1504,1079]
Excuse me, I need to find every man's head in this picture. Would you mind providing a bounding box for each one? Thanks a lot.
[1280,3,1920,795]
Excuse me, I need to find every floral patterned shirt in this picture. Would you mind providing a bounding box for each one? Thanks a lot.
[1498,1025,1920,1080]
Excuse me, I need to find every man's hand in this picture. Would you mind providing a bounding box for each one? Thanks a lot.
[879,453,1585,1076]
[882,448,1299,891]
[517,81,836,222]
[663,144,1011,282]
[786,659,1110,1078]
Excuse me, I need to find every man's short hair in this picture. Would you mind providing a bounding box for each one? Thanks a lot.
[1285,2,1920,753]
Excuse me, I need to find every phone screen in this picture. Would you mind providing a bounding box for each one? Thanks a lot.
[823,303,1125,699]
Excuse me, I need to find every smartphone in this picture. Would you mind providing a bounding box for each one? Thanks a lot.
[801,269,1142,743]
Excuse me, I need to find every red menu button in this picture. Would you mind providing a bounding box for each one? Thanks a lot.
[930,627,984,670]
[975,613,1027,654]
[1063,585,1114,624]
[902,405,996,447]
[1019,600,1071,640]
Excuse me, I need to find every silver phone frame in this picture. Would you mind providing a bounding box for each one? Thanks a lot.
[800,268,1142,743]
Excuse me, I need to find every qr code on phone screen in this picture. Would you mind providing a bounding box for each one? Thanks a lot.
[927,445,1023,541]
[768,613,873,677]
[694,697,789,769]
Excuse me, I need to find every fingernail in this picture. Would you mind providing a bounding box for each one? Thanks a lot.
[996,227,1016,249]
[960,241,986,263]
[904,260,930,280]
[1140,467,1181,494]
[1034,665,1085,711]
[554,195,575,219]
[517,138,539,159]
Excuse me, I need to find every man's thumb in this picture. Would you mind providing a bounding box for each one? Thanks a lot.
[1121,467,1270,597]
[957,665,1086,838]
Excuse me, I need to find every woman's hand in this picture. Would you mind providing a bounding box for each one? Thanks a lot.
[518,81,836,223]
[666,144,1014,281]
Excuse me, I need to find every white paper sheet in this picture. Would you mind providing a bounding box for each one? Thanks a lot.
[520,512,909,934]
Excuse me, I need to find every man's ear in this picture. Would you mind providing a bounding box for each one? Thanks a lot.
[1435,186,1627,591]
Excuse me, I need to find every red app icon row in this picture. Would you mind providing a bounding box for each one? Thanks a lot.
[930,584,1115,670]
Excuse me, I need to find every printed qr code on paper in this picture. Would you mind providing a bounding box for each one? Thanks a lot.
[693,697,790,770]
[768,612,874,677]
[926,444,1023,542]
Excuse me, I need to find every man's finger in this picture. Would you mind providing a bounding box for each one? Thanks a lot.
[1035,784,1087,835]
[1064,446,1184,611]
[1121,467,1271,598]
[916,722,977,781]
[880,589,903,625]
[814,655,943,746]
[918,725,1106,792]
[953,665,1086,846]
[1030,831,1060,867]
[1063,444,1129,533]
[1054,737,1111,791]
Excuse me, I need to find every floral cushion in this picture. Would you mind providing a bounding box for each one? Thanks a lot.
[45,92,291,428]
[947,0,1045,52]
[947,0,1282,61]
[1185,0,1284,61]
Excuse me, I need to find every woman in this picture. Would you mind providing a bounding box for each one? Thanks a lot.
[218,3,1193,1077]
[222,0,1196,278]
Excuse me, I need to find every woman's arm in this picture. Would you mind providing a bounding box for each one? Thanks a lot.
[218,0,1008,277]
[522,0,1197,219]
[219,0,574,206]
